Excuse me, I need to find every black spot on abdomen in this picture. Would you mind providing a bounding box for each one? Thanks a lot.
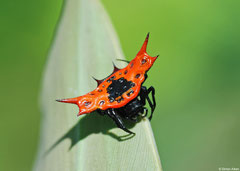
[107,77,134,102]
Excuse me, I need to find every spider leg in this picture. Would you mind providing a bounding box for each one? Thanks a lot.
[139,86,156,120]
[146,86,156,120]
[106,108,135,134]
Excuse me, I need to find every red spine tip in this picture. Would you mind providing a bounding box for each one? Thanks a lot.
[146,32,150,40]
[137,33,150,56]
[56,98,78,104]
[92,76,103,86]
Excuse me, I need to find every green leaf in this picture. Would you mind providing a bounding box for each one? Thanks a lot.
[33,0,162,170]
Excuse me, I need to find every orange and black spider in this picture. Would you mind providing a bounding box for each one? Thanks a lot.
[57,33,159,134]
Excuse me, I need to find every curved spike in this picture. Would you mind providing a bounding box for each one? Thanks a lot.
[92,76,103,86]
[137,32,150,56]
[150,55,159,63]
[112,62,120,73]
[153,54,159,59]
[95,62,121,83]
[100,63,120,82]
[56,97,78,104]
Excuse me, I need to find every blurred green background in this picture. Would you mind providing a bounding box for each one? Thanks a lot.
[1,0,239,170]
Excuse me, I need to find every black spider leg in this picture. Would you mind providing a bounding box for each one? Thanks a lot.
[147,87,156,120]
[139,86,156,120]
[106,108,135,134]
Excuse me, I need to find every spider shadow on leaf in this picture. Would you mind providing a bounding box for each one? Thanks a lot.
[44,112,136,156]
